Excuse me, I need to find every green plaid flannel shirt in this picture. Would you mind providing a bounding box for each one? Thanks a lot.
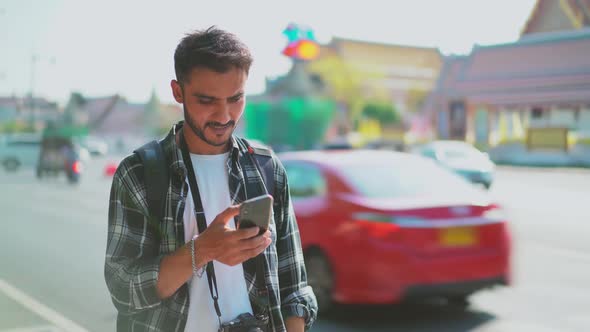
[105,122,317,331]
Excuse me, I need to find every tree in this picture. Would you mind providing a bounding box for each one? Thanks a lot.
[362,102,400,125]
[306,55,387,121]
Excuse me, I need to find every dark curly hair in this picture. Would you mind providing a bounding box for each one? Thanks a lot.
[174,26,253,84]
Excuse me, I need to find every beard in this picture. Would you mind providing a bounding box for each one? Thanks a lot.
[182,103,235,147]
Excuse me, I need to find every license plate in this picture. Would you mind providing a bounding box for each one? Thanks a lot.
[439,227,477,247]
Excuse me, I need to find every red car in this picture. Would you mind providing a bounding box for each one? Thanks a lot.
[280,150,511,311]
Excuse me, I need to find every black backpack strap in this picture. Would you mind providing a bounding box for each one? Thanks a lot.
[133,140,169,225]
[241,139,275,199]
[239,138,275,311]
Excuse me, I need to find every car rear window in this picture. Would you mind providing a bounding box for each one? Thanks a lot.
[338,157,477,198]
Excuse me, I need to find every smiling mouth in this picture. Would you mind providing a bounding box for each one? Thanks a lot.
[210,123,232,129]
[208,122,233,135]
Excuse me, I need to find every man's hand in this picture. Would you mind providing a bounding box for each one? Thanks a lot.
[157,205,271,299]
[196,205,272,266]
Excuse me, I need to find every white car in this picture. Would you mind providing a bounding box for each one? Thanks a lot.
[0,134,42,172]
[77,136,108,156]
[412,141,495,189]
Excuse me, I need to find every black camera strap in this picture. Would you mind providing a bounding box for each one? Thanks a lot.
[179,132,270,326]
[180,134,223,326]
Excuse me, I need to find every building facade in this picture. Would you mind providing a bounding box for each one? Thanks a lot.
[310,37,443,115]
[522,0,590,35]
[429,28,590,149]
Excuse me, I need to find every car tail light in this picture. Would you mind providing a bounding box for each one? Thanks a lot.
[72,161,82,174]
[105,162,118,177]
[352,212,400,239]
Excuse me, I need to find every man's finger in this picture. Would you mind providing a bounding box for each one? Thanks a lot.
[213,205,241,225]
[239,233,269,249]
[233,226,260,240]
[245,239,271,259]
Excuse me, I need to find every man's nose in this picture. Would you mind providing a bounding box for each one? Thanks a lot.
[212,102,231,124]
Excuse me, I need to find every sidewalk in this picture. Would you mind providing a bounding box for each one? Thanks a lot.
[488,143,590,168]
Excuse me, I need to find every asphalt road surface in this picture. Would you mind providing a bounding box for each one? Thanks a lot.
[1,157,588,332]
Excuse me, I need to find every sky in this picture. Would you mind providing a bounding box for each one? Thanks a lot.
[0,0,537,105]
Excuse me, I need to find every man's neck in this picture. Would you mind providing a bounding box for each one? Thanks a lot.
[178,127,230,155]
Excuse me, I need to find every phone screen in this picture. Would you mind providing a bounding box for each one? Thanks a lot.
[238,194,273,235]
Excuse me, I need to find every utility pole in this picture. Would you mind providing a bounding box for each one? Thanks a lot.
[29,54,38,128]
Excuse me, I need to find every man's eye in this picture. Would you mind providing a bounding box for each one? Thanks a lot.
[229,96,242,103]
[198,98,213,104]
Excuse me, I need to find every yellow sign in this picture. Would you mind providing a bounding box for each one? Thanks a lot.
[527,127,569,151]
[358,119,382,141]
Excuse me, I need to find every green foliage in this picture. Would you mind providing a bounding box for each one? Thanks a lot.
[361,102,400,125]
[307,55,387,120]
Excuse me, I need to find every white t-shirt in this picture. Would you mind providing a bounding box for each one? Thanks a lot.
[183,152,253,332]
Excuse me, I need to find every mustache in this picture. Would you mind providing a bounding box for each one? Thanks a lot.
[206,121,235,128]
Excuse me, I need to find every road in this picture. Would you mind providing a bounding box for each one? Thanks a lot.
[0,158,589,332]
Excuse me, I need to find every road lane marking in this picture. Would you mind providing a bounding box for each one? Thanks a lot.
[476,320,564,332]
[0,279,89,332]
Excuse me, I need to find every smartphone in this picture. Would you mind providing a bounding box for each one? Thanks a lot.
[238,194,273,236]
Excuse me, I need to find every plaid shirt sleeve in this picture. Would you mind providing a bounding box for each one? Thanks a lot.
[104,155,165,314]
[273,157,318,330]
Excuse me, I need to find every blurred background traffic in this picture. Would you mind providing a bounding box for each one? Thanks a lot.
[1,0,590,331]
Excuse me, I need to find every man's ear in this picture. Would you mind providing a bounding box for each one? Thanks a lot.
[171,80,184,103]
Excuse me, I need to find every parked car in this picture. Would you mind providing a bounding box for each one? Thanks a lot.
[0,134,42,172]
[412,141,495,189]
[280,150,511,311]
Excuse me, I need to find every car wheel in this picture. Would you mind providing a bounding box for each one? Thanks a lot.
[66,170,80,184]
[447,294,470,308]
[3,158,20,172]
[305,250,334,313]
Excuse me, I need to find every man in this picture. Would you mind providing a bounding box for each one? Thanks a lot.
[105,27,317,332]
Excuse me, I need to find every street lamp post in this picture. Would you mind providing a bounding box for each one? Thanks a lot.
[28,53,56,130]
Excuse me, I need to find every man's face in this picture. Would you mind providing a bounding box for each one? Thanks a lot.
[171,66,247,150]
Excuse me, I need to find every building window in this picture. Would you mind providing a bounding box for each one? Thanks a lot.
[532,107,543,119]
[449,101,466,139]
